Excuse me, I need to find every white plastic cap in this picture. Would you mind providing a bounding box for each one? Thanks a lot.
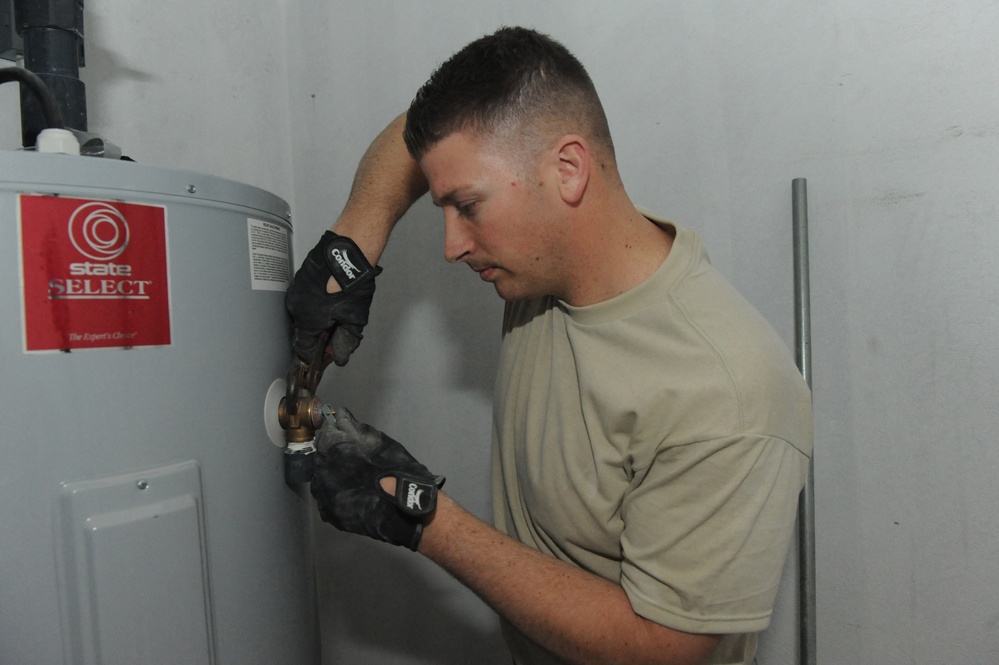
[36,128,81,155]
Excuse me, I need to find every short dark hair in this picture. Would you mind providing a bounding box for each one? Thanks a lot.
[403,27,614,163]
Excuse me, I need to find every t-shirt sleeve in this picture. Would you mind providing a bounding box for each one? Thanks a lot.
[620,434,808,634]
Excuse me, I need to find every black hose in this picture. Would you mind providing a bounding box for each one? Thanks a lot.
[0,67,65,130]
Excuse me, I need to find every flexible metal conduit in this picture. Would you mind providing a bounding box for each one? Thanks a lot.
[792,178,816,665]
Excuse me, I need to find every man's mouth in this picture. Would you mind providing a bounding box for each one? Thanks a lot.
[471,264,498,281]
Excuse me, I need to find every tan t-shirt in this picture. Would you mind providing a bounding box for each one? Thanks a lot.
[492,219,812,665]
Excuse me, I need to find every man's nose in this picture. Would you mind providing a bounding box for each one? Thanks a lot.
[443,210,474,263]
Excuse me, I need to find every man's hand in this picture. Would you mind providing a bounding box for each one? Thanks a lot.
[285,232,382,366]
[311,406,444,551]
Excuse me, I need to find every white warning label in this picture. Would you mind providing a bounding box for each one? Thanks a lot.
[247,218,291,291]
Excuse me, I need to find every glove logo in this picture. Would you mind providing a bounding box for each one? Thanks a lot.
[330,248,360,281]
[405,481,425,512]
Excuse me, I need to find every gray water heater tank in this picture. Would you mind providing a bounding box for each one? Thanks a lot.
[0,151,319,664]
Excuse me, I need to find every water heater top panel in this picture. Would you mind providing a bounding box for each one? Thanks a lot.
[0,151,291,225]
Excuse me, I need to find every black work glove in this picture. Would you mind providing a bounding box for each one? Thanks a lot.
[285,231,382,366]
[311,406,445,551]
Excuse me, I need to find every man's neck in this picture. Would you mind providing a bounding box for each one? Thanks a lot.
[559,202,674,307]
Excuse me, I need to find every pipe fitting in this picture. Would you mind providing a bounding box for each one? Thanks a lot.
[277,394,324,444]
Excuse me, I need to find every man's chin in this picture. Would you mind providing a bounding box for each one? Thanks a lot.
[492,281,516,301]
[492,281,543,303]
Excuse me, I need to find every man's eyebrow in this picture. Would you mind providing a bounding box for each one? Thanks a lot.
[431,189,464,207]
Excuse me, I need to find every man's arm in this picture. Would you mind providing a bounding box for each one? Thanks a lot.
[313,412,722,665]
[329,112,428,271]
[418,491,721,665]
[286,113,427,364]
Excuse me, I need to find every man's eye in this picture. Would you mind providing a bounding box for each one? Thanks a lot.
[456,201,477,217]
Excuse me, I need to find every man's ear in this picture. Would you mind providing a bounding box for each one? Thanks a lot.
[554,135,590,205]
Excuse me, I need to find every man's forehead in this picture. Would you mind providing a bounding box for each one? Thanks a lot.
[420,132,503,203]
[422,129,546,198]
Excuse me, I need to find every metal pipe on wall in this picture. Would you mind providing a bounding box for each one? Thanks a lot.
[792,177,817,665]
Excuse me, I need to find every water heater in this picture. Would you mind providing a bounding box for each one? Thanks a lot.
[0,150,319,664]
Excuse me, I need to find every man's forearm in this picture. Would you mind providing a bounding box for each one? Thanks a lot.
[418,493,720,665]
[331,112,429,266]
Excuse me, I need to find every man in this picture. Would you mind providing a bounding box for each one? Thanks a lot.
[287,27,812,665]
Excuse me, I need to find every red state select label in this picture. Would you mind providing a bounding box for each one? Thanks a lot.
[19,195,171,352]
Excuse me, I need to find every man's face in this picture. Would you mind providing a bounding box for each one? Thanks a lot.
[419,130,567,301]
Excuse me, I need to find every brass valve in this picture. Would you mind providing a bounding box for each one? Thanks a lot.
[278,331,335,484]
[278,391,324,443]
